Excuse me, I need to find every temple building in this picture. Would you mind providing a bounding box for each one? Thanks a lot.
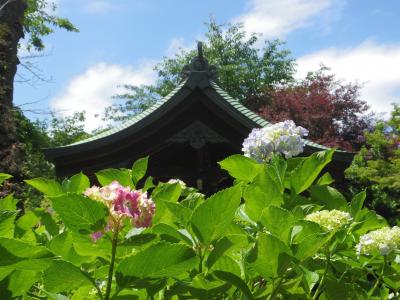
[43,43,354,194]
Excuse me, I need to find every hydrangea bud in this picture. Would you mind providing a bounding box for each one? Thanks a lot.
[242,120,308,162]
[356,226,400,256]
[168,178,187,189]
[305,209,352,231]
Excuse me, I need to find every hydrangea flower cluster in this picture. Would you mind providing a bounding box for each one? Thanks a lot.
[84,181,155,241]
[305,209,352,231]
[356,226,400,256]
[242,120,309,162]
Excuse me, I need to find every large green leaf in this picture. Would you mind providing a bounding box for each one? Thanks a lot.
[25,178,64,197]
[95,168,133,187]
[191,186,242,245]
[43,260,93,293]
[266,155,287,193]
[152,223,192,245]
[34,209,59,236]
[62,172,90,193]
[0,194,18,211]
[309,185,347,210]
[48,232,90,265]
[247,233,292,279]
[260,206,294,244]
[293,233,330,262]
[299,266,319,294]
[291,221,330,261]
[218,154,263,182]
[316,172,334,186]
[0,211,17,238]
[151,182,182,203]
[0,173,12,185]
[0,238,53,271]
[49,194,108,233]
[71,232,111,260]
[243,170,283,222]
[15,211,39,232]
[290,149,334,194]
[163,201,192,227]
[350,191,366,221]
[352,210,387,235]
[187,274,230,299]
[210,255,241,276]
[7,269,41,298]
[116,242,198,286]
[206,236,234,270]
[213,270,253,299]
[151,200,177,226]
[131,156,149,186]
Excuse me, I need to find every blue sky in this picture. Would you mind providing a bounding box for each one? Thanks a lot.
[15,0,400,131]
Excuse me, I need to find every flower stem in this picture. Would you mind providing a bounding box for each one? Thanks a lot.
[104,229,119,300]
[269,276,284,300]
[198,246,203,273]
[312,251,330,300]
[368,255,387,298]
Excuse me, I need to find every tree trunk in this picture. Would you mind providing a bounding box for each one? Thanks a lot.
[0,0,27,190]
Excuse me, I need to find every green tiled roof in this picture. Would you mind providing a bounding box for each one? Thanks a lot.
[62,77,329,151]
[64,79,188,147]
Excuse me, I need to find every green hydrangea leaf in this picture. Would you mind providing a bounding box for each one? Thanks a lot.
[131,156,149,186]
[116,242,198,287]
[218,154,263,182]
[48,194,108,234]
[191,186,242,245]
[25,178,64,197]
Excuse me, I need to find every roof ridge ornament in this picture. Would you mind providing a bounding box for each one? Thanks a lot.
[180,41,218,81]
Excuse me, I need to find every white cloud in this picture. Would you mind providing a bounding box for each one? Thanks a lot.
[84,0,112,15]
[297,40,400,114]
[233,0,335,38]
[50,62,156,131]
[165,37,194,57]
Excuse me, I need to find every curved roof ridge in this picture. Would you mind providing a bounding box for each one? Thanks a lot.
[62,79,188,147]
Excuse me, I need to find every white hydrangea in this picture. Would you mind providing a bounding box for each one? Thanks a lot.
[356,226,400,256]
[168,178,187,188]
[305,209,352,231]
[242,120,308,162]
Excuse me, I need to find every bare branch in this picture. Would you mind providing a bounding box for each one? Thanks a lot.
[19,61,53,83]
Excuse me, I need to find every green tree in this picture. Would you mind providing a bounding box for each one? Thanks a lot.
[346,104,400,224]
[0,0,77,199]
[23,0,78,51]
[46,112,90,147]
[104,18,295,123]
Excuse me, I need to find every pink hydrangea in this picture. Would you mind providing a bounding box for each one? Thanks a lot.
[84,181,156,242]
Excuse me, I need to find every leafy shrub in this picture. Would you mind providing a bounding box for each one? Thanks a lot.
[0,150,399,299]
[1,120,399,299]
[346,104,400,224]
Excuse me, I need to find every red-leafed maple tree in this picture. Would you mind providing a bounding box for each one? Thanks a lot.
[245,68,374,151]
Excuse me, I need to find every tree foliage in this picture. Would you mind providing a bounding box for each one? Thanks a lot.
[104,18,295,123]
[23,0,78,51]
[245,68,374,151]
[346,104,400,223]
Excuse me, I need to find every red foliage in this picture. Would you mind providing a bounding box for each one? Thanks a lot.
[245,69,373,151]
